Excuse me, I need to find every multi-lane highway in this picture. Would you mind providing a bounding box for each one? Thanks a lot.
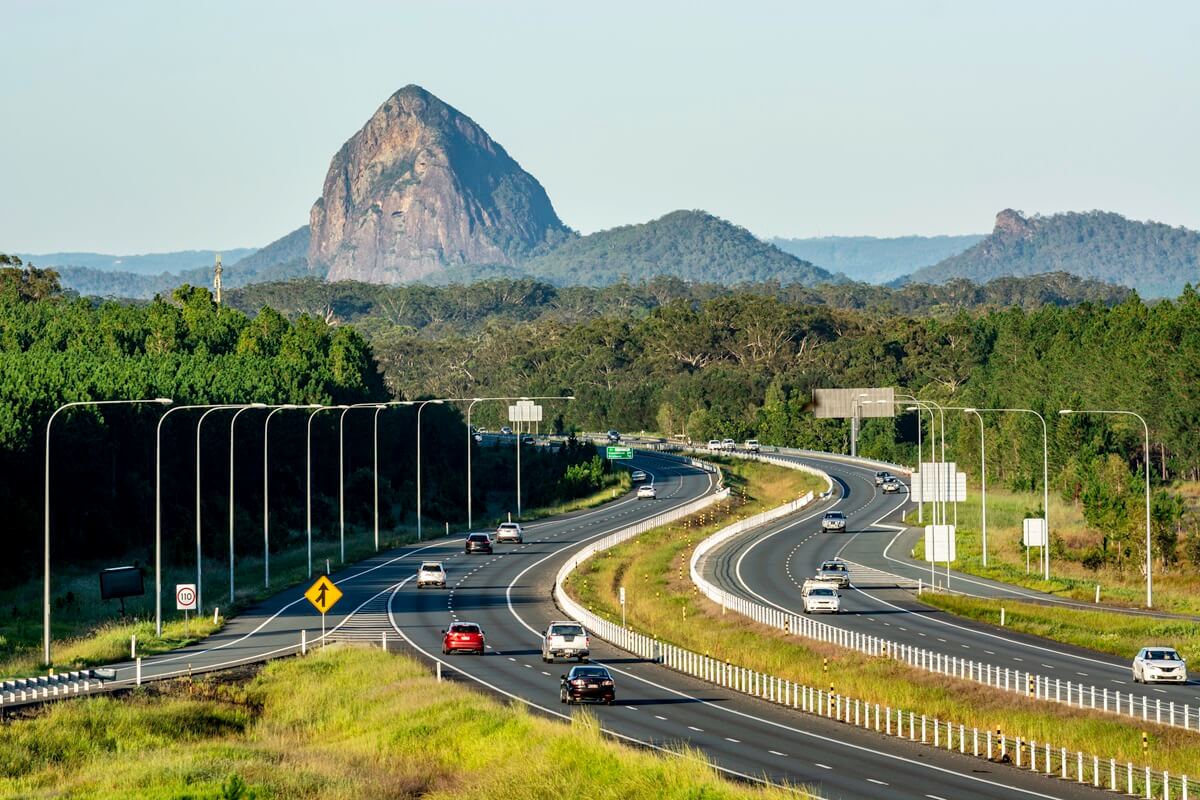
[77,450,1113,799]
[702,451,1200,714]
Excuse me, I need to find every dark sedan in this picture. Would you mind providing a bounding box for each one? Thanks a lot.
[560,665,615,705]
[464,532,493,554]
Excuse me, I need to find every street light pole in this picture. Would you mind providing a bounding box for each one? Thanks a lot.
[850,393,869,458]
[416,399,445,540]
[466,398,481,529]
[963,408,987,566]
[228,403,267,604]
[306,405,345,578]
[1060,408,1153,607]
[196,405,239,615]
[156,403,234,637]
[263,405,299,587]
[44,397,171,665]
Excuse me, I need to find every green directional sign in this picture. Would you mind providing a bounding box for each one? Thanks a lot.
[605,446,633,460]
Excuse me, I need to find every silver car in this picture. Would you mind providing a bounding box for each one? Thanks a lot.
[1133,647,1188,684]
[416,561,446,589]
[495,521,524,543]
[821,511,847,532]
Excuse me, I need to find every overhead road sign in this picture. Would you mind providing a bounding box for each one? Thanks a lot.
[508,400,543,423]
[606,446,633,460]
[813,387,895,419]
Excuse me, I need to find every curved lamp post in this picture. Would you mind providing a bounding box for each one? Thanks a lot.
[1061,408,1152,607]
[44,397,172,665]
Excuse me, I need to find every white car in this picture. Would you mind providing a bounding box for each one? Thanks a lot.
[821,511,847,532]
[721,438,736,451]
[801,580,841,614]
[744,439,760,452]
[707,439,722,452]
[495,521,524,543]
[416,561,446,589]
[636,484,657,499]
[629,470,647,482]
[542,620,590,662]
[1132,647,1188,684]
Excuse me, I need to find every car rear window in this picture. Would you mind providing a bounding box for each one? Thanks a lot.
[551,624,585,637]
[451,624,480,634]
[500,523,518,529]
[468,533,489,541]
[572,667,608,678]
[420,563,443,571]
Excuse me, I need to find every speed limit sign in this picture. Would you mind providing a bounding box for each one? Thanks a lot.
[176,583,198,611]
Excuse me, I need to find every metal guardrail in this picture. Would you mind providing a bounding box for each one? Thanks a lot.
[555,449,1193,799]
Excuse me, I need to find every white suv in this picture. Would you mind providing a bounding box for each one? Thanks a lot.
[744,439,760,452]
[721,438,736,451]
[542,621,590,662]
[416,561,446,589]
[801,580,841,614]
[495,522,524,543]
[707,439,722,452]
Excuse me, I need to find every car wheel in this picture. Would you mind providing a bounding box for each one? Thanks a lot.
[605,698,613,706]
[803,609,810,615]
[442,647,449,655]
[560,690,567,704]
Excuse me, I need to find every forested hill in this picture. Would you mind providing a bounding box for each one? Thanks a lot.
[769,234,983,284]
[517,210,835,286]
[224,271,1131,337]
[905,209,1200,297]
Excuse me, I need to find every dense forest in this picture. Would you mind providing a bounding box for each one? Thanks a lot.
[908,209,1200,297]
[223,272,1132,339]
[0,256,591,591]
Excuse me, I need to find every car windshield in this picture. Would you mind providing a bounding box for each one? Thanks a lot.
[1147,650,1181,661]
[571,667,609,678]
[825,513,845,519]
[451,624,480,634]
[551,624,584,637]
[812,588,835,597]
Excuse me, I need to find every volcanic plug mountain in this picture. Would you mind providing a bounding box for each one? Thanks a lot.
[310,85,568,283]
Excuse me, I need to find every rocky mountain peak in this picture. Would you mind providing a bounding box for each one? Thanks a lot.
[310,85,567,283]
[993,208,1034,238]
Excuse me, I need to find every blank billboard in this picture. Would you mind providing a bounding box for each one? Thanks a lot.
[813,387,896,419]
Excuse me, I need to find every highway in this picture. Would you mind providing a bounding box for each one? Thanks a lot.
[701,451,1200,714]
[78,450,1110,799]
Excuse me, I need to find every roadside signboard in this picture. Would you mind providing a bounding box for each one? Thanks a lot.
[606,446,633,460]
[175,583,197,611]
[923,525,956,562]
[1022,518,1047,547]
[304,576,343,615]
[910,463,967,503]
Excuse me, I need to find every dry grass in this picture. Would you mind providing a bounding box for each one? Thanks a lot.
[0,646,812,799]
[907,484,1200,616]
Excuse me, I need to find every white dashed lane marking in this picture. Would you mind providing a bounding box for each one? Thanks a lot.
[769,750,788,757]
[688,725,704,732]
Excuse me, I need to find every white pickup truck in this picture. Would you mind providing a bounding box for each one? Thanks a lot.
[801,579,841,614]
[541,620,591,662]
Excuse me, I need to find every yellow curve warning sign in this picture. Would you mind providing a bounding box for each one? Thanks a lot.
[304,575,343,614]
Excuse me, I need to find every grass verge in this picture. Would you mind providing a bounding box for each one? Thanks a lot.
[905,486,1200,617]
[919,592,1200,663]
[0,645,811,799]
[564,463,1200,778]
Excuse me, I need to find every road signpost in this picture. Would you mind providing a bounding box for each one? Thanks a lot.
[176,583,197,635]
[304,575,343,647]
[508,400,543,517]
[606,446,633,460]
[619,585,626,627]
[1022,518,1047,574]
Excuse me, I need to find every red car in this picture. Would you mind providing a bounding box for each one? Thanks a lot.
[441,622,485,655]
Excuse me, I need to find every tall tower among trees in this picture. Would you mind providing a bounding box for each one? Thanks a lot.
[213,253,223,305]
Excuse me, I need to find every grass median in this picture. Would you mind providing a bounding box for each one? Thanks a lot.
[564,460,1200,778]
[0,645,811,799]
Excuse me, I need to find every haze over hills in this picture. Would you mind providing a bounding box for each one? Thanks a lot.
[768,234,983,284]
[16,248,255,276]
[904,209,1200,297]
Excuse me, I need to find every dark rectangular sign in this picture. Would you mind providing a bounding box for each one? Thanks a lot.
[99,566,145,600]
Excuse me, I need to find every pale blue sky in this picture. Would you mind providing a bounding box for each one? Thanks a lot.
[4,1,1198,253]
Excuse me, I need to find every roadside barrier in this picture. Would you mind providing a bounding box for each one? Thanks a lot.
[555,449,1191,799]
